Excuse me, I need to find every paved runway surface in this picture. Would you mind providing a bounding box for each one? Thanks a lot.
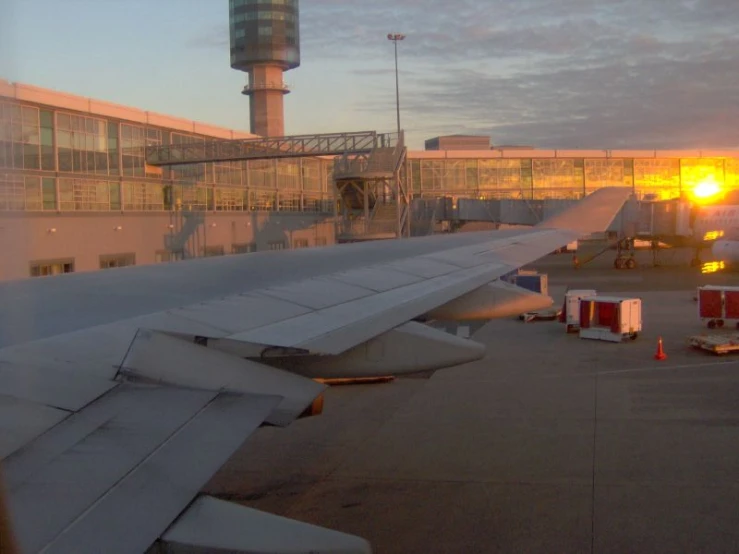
[205,251,739,553]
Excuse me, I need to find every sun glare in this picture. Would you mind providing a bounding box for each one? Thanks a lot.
[692,176,722,203]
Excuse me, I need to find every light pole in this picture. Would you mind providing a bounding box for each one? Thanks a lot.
[387,33,405,136]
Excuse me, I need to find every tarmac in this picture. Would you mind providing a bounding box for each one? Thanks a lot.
[205,247,739,553]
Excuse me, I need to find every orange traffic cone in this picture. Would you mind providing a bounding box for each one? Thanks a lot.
[654,336,667,361]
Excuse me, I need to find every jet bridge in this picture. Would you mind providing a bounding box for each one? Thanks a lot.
[420,195,703,267]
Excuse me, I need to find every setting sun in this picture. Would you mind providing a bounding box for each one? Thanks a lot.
[692,175,722,202]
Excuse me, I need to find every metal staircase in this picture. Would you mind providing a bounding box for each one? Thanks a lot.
[165,208,205,259]
[334,132,409,242]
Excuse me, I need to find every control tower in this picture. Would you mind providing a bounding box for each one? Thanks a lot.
[229,0,300,137]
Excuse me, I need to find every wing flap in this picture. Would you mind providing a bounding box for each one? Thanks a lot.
[6,385,221,553]
[0,395,68,459]
[0,325,133,381]
[0,360,115,412]
[36,392,281,554]
[162,495,372,554]
[120,330,325,425]
[135,311,233,338]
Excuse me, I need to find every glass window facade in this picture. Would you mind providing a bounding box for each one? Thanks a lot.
[633,159,680,199]
[478,160,528,199]
[58,178,117,211]
[533,160,577,199]
[0,99,335,215]
[3,98,739,216]
[407,156,739,202]
[0,103,40,169]
[121,123,153,177]
[57,112,108,174]
[584,160,624,192]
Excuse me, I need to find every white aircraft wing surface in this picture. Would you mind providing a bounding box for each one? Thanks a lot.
[0,187,630,553]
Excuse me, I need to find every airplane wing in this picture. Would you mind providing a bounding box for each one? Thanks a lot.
[0,187,630,553]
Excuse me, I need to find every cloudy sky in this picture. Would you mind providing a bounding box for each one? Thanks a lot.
[2,0,738,150]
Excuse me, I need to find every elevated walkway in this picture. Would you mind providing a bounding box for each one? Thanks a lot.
[145,128,413,243]
[145,131,394,166]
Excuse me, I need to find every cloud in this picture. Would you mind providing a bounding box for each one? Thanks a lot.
[299,0,739,148]
[186,24,228,49]
[190,0,739,148]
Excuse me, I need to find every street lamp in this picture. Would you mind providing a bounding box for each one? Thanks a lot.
[387,33,406,136]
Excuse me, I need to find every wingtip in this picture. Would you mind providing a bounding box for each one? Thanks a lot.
[537,187,633,236]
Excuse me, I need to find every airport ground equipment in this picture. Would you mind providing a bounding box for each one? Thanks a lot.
[688,333,739,355]
[697,285,739,329]
[560,289,598,333]
[567,236,638,270]
[559,241,578,254]
[509,271,549,297]
[613,238,639,269]
[519,308,561,323]
[503,270,551,320]
[578,296,642,342]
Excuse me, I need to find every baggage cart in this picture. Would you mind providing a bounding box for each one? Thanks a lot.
[697,285,739,329]
[579,296,642,343]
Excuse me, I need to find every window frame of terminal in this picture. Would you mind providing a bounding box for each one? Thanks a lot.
[99,253,136,269]
[29,258,75,277]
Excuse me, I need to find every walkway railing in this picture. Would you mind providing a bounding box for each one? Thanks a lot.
[146,131,394,166]
[333,132,404,181]
[336,218,399,238]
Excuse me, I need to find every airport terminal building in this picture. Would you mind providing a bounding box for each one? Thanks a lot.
[0,80,337,281]
[2,79,739,281]
[413,135,739,202]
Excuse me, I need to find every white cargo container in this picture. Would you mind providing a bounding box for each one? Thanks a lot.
[578,296,642,343]
[562,289,598,333]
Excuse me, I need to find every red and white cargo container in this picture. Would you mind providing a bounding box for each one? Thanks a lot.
[579,296,642,342]
[560,289,597,333]
[697,285,739,329]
